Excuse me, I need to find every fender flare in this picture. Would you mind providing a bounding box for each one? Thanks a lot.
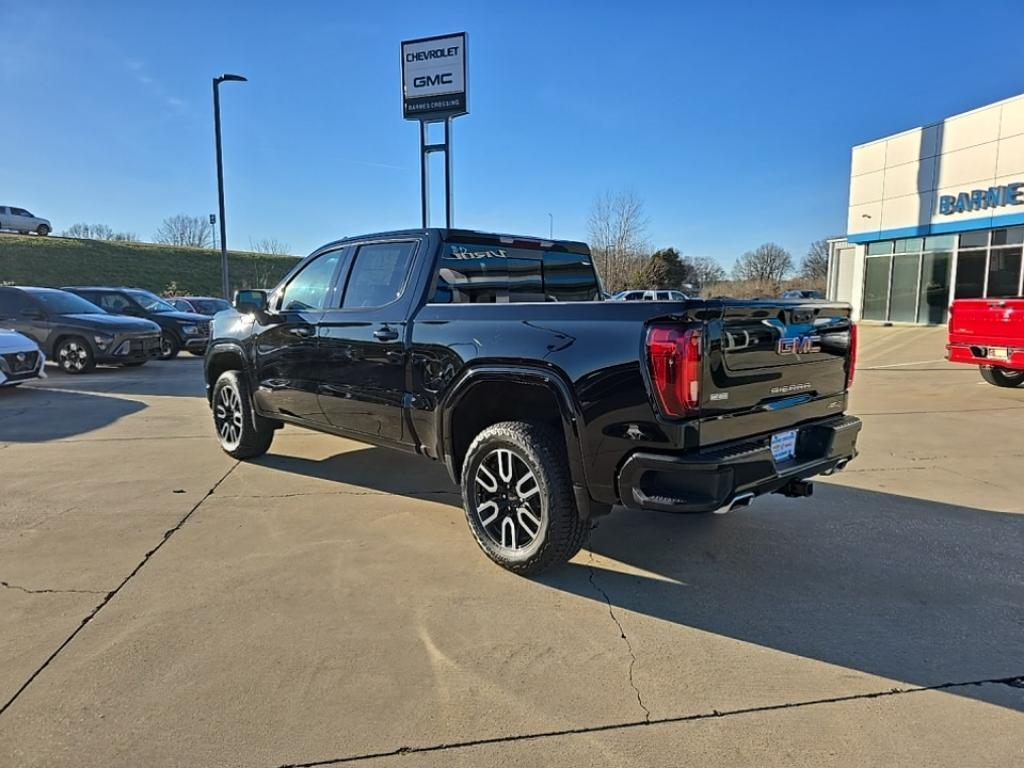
[439,364,605,519]
[204,341,250,400]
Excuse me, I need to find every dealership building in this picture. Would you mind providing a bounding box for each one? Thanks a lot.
[827,91,1024,324]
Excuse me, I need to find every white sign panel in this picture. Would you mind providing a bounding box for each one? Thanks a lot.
[401,33,468,120]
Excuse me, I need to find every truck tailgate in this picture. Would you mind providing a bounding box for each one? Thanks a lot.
[949,298,1024,343]
[699,301,854,447]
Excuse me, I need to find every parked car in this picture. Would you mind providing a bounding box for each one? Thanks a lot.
[0,206,51,236]
[781,289,826,300]
[63,286,211,359]
[204,228,861,575]
[0,287,162,373]
[169,296,232,315]
[610,289,689,301]
[0,329,46,387]
[947,297,1024,387]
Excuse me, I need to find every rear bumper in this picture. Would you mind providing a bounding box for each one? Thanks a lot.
[617,415,862,513]
[946,342,1024,371]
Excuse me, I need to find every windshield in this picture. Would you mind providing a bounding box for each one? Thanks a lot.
[191,298,230,314]
[127,289,177,313]
[29,290,104,315]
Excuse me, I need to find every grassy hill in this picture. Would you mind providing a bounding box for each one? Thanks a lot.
[0,234,300,296]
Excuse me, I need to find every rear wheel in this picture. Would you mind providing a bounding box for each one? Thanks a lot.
[980,367,1024,388]
[461,421,587,576]
[212,370,275,459]
[55,337,95,374]
[158,333,180,360]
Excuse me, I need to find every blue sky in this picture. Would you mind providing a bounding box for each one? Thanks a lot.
[2,0,1023,267]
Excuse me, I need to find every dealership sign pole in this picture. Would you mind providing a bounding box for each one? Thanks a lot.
[401,33,468,228]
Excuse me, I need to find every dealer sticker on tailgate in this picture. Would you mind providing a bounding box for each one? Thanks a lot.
[771,430,797,463]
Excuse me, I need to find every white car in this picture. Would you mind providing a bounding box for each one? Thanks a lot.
[610,289,689,301]
[0,329,46,387]
[0,206,51,236]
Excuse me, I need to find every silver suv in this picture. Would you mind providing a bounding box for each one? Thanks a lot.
[0,206,51,236]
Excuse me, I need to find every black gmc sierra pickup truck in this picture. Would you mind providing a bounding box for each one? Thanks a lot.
[204,228,861,574]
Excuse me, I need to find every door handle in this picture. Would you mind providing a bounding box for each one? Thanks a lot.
[373,326,399,342]
[289,326,314,338]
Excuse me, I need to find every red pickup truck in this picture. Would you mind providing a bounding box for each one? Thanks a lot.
[947,298,1024,387]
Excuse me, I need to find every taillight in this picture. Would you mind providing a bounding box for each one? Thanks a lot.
[646,325,701,417]
[846,322,858,388]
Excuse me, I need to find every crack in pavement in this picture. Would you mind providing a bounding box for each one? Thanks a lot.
[0,580,108,596]
[0,461,240,720]
[586,534,650,724]
[270,675,1024,767]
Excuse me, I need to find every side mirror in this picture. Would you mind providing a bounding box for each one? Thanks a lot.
[234,289,268,315]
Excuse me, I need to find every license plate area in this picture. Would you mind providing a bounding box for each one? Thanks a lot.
[988,347,1010,361]
[771,429,798,463]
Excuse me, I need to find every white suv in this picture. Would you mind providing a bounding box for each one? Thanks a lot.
[0,206,51,236]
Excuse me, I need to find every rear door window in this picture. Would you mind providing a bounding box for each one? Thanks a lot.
[0,289,29,318]
[341,242,417,309]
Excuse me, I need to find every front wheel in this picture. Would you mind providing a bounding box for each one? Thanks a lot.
[55,337,96,374]
[158,333,180,360]
[461,421,588,575]
[212,370,275,459]
[980,367,1024,388]
[36,224,50,236]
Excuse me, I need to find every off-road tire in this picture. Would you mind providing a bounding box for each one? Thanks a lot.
[980,366,1024,388]
[461,421,588,575]
[211,370,275,459]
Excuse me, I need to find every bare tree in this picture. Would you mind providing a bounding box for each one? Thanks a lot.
[733,243,793,283]
[62,222,114,240]
[587,189,649,292]
[801,238,832,280]
[248,237,292,288]
[689,255,727,288]
[110,231,139,242]
[153,214,213,248]
[248,237,292,256]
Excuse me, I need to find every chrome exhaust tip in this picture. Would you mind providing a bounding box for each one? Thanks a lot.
[713,492,755,515]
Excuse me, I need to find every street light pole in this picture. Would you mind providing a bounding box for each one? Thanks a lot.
[547,212,553,240]
[212,73,247,299]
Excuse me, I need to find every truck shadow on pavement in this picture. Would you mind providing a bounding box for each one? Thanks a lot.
[260,445,1024,712]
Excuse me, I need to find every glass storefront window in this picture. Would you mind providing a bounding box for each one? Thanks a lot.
[924,235,956,251]
[867,241,894,256]
[955,251,986,299]
[894,238,923,254]
[889,254,920,322]
[991,227,1024,246]
[918,252,951,324]
[863,257,891,320]
[959,231,988,249]
[987,247,1022,297]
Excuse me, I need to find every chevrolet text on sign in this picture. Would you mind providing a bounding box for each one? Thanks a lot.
[401,33,468,120]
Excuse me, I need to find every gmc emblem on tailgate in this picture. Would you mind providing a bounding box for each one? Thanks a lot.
[777,335,822,355]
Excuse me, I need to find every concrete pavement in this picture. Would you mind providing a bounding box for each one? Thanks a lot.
[0,326,1021,766]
